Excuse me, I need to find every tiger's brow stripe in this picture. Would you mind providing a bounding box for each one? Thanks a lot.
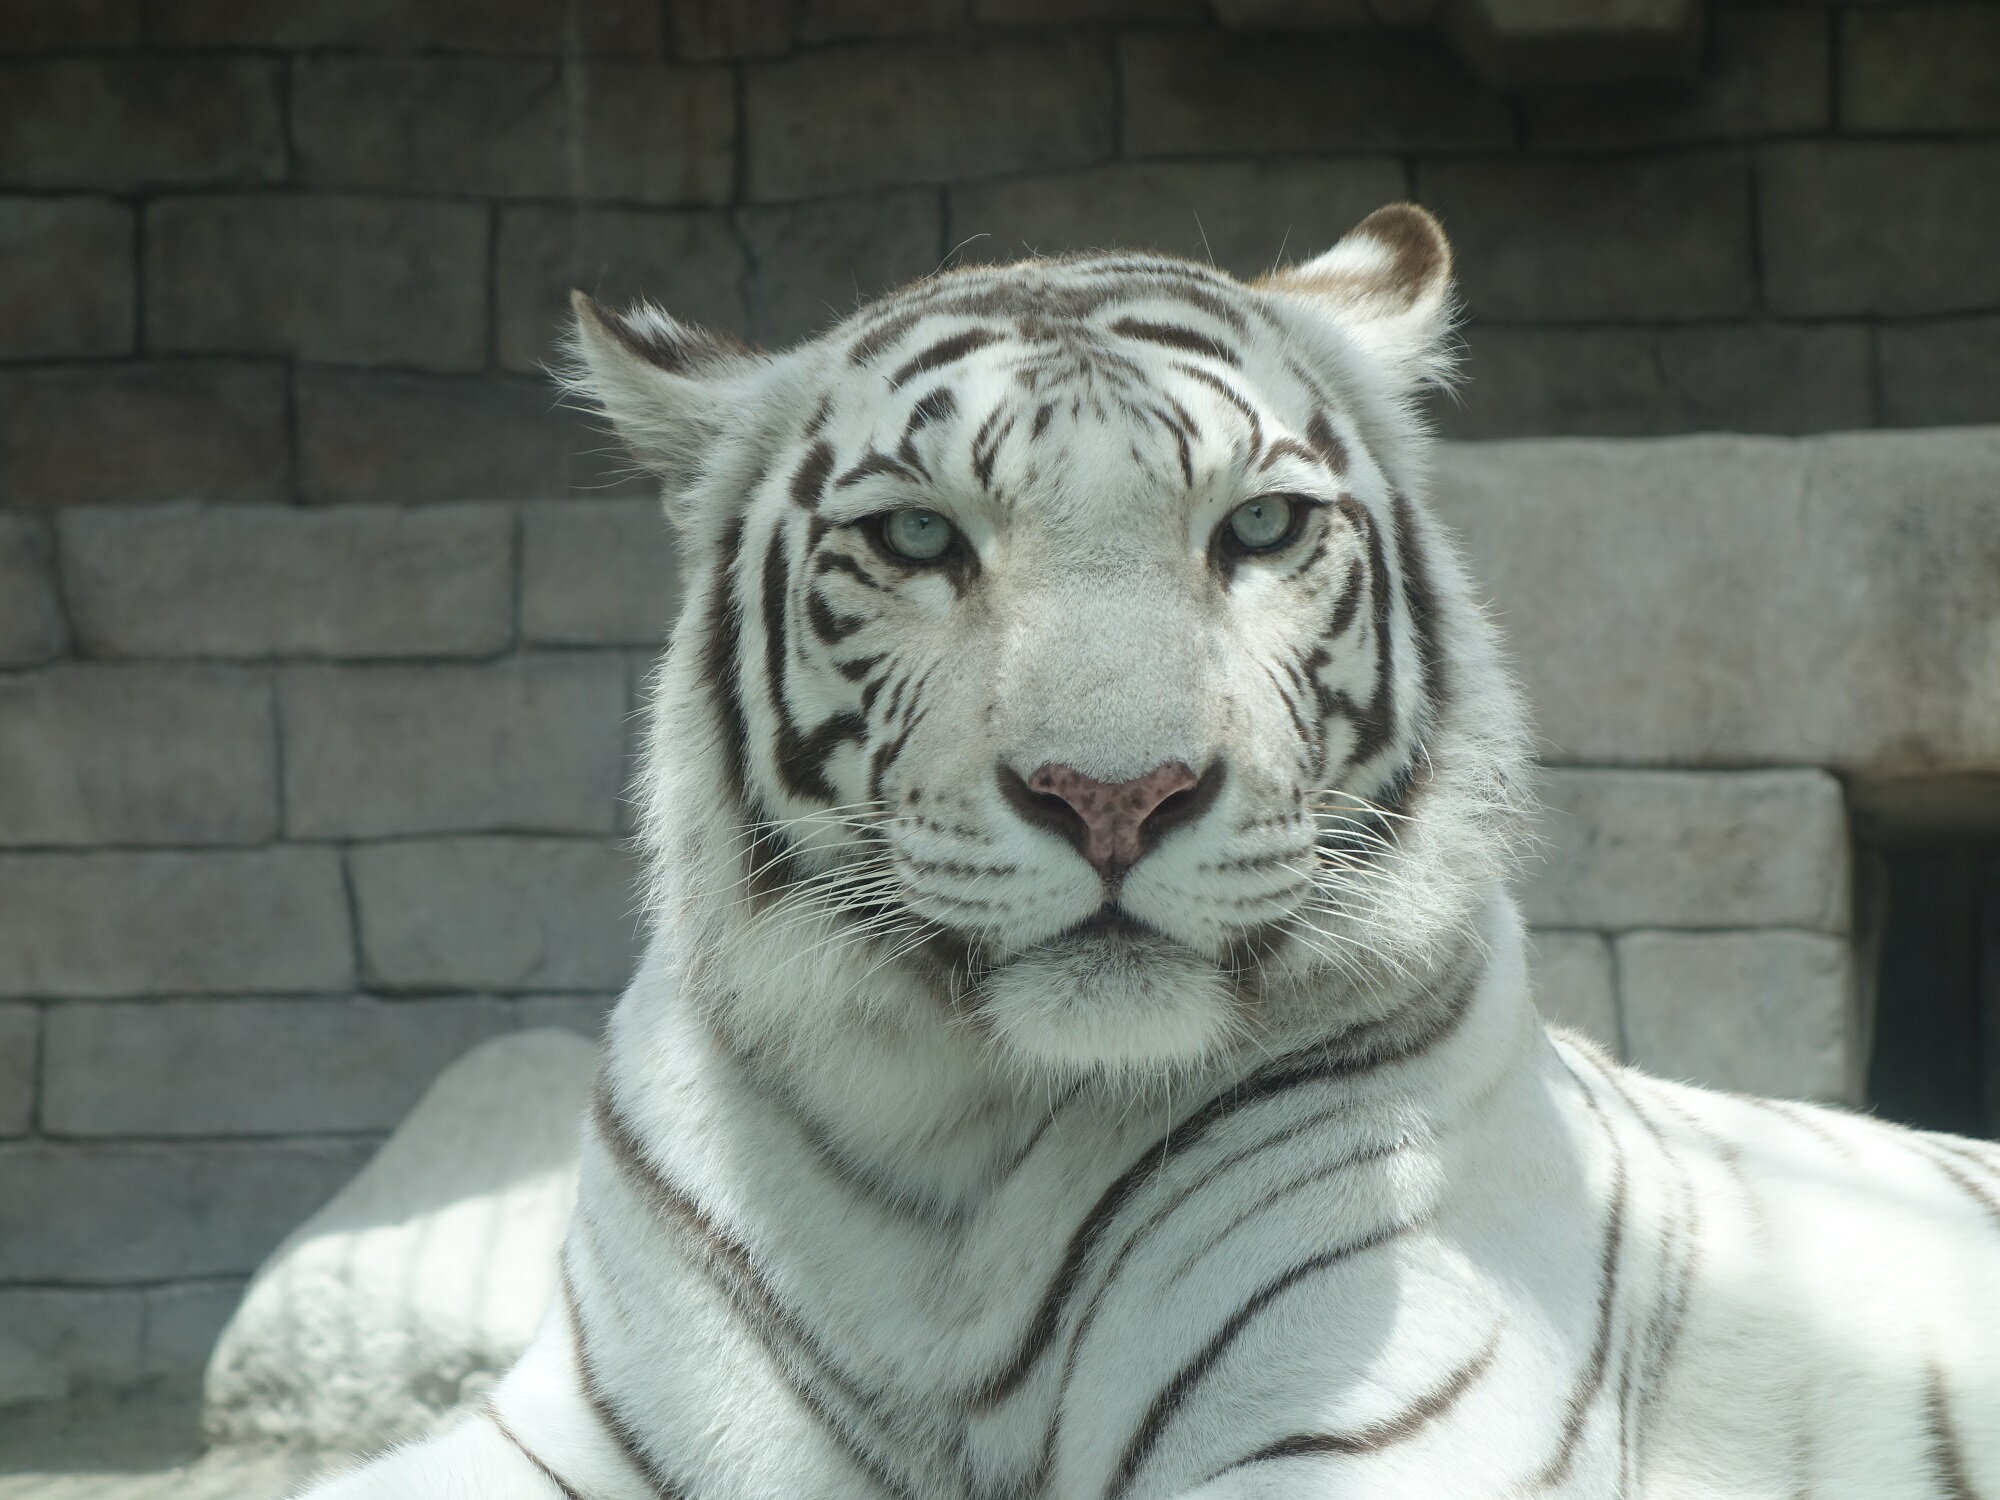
[889,327,1004,390]
[1306,410,1350,472]
[1108,317,1242,367]
[789,440,834,509]
[485,1403,587,1500]
[834,448,922,489]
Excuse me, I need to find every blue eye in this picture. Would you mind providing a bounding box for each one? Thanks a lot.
[879,508,956,562]
[1227,495,1298,552]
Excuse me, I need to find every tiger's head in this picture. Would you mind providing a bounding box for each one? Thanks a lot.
[572,204,1528,1088]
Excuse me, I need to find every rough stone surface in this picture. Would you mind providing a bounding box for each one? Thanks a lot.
[946,157,1409,281]
[1879,318,2000,429]
[0,516,63,664]
[0,197,133,359]
[1760,143,2000,317]
[60,504,515,660]
[204,1030,597,1450]
[0,1289,143,1396]
[0,666,278,847]
[281,659,628,838]
[1430,430,2000,779]
[0,59,283,188]
[145,195,488,371]
[350,838,642,992]
[1840,5,2000,133]
[1527,931,1620,1055]
[496,205,747,372]
[294,58,735,205]
[0,362,288,508]
[981,0,1203,18]
[1121,32,1512,158]
[740,190,943,346]
[0,0,142,50]
[151,0,661,52]
[0,1004,33,1137]
[795,0,965,42]
[43,998,519,1138]
[0,1142,373,1281]
[520,500,679,646]
[0,849,354,998]
[1419,153,1755,320]
[1525,770,1851,933]
[746,37,1115,200]
[1618,930,1855,1103]
[1443,322,1872,439]
[668,0,796,57]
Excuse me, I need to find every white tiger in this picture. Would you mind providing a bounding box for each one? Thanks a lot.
[306,205,2000,1500]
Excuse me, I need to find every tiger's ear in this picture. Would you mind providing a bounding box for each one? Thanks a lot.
[564,291,756,518]
[1256,203,1456,392]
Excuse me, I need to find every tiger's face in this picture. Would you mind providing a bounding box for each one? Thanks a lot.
[575,206,1524,1084]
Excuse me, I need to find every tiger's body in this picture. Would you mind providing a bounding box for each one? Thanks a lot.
[307,207,2000,1500]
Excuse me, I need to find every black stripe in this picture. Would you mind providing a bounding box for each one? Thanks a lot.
[1172,362,1263,463]
[889,327,1002,389]
[835,448,922,489]
[1310,497,1394,776]
[560,1257,690,1500]
[1108,316,1240,367]
[485,1403,588,1500]
[698,512,752,805]
[814,550,889,590]
[789,440,834,509]
[1305,410,1349,472]
[906,386,957,432]
[1924,1360,1980,1500]
[761,523,865,802]
[1391,490,1450,721]
[806,588,867,644]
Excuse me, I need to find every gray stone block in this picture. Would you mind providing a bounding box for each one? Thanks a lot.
[151,0,660,51]
[141,1280,245,1382]
[1528,931,1619,1055]
[1428,429,2000,780]
[281,658,628,838]
[746,37,1114,201]
[350,837,643,992]
[1120,32,1511,158]
[1879,318,2000,428]
[0,58,283,188]
[1618,930,1855,1103]
[0,1141,373,1280]
[144,195,488,372]
[0,849,354,998]
[0,1004,33,1137]
[0,0,141,50]
[1761,142,2000,316]
[0,666,278,847]
[294,370,618,504]
[60,503,515,660]
[0,516,62,664]
[668,0,795,57]
[945,157,1408,282]
[1442,322,1872,439]
[1418,153,1754,320]
[1525,770,1850,934]
[496,206,747,374]
[42,997,519,1137]
[795,0,965,42]
[740,189,942,346]
[1841,5,2000,132]
[980,0,1203,18]
[0,1289,143,1394]
[0,197,132,359]
[0,361,287,508]
[294,58,734,205]
[515,994,617,1039]
[520,500,678,646]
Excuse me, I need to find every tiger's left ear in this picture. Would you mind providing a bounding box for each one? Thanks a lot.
[1256,203,1456,392]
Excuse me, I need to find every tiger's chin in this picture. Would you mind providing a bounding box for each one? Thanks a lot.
[976,917,1239,1082]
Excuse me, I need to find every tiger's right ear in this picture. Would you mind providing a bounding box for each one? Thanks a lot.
[564,291,756,515]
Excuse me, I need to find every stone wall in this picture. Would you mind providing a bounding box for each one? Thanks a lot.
[2,0,1999,1405]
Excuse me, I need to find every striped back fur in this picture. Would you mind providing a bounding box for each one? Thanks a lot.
[306,205,2000,1500]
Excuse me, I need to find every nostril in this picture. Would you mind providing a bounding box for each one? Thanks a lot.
[1000,759,1228,879]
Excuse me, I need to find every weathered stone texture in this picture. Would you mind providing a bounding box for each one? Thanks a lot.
[946,158,1409,281]
[0,516,62,664]
[0,1142,373,1281]
[0,849,354,998]
[740,190,942,346]
[0,59,283,188]
[294,58,735,205]
[281,659,628,837]
[350,837,642,992]
[1840,5,2000,133]
[0,1289,143,1396]
[1443,322,1872,439]
[1528,932,1620,1055]
[1121,32,1512,158]
[796,0,965,42]
[151,0,661,52]
[1760,143,2000,316]
[1618,930,1855,1103]
[0,1005,34,1137]
[0,197,133,359]
[980,0,1203,19]
[497,206,748,373]
[669,0,796,57]
[520,501,679,646]
[1879,318,2000,429]
[60,504,515,659]
[0,362,288,508]
[1419,153,1755,320]
[746,38,1115,200]
[0,667,277,847]
[1430,430,2000,778]
[145,196,489,371]
[1525,770,1851,933]
[0,0,142,50]
[42,998,519,1137]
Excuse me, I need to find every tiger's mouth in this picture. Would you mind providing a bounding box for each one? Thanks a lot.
[1062,904,1156,942]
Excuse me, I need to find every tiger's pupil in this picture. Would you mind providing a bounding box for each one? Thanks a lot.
[884,508,953,561]
[1229,496,1293,550]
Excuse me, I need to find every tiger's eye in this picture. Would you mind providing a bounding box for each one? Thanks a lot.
[881,508,956,562]
[1227,496,1296,552]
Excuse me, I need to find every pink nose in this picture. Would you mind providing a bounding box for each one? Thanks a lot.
[1026,761,1200,878]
